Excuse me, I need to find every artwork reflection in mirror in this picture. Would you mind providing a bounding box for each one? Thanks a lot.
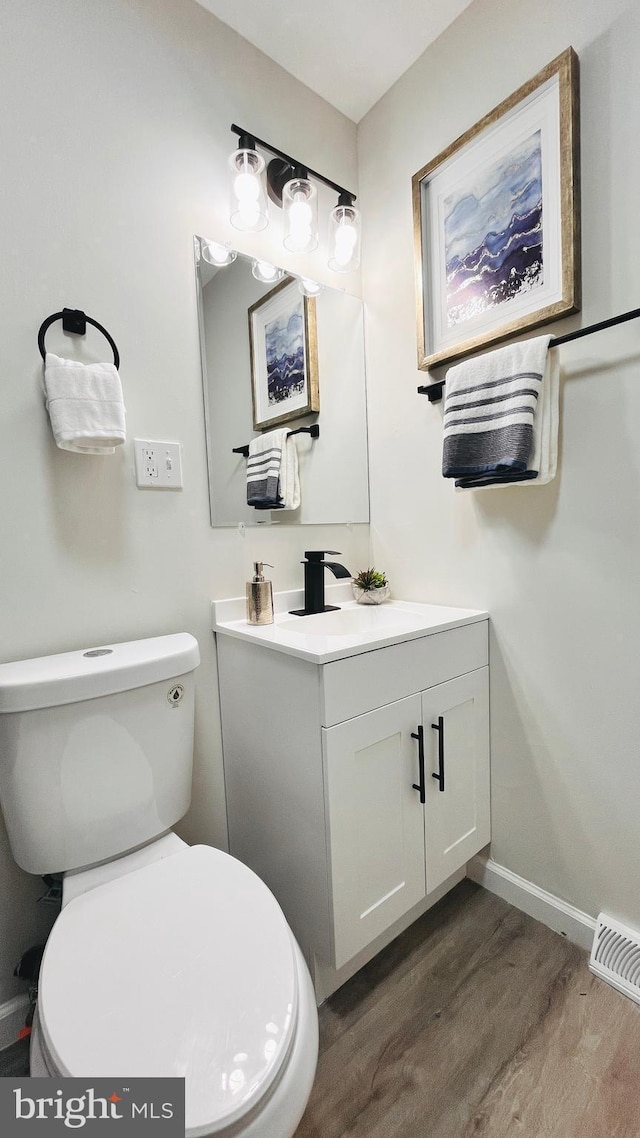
[195,237,369,528]
[248,278,319,430]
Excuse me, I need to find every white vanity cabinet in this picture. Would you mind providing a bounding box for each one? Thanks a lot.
[214,595,489,993]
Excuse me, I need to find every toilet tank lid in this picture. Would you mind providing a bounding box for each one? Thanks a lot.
[0,633,200,713]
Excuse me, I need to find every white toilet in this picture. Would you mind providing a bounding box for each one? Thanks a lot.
[0,633,318,1138]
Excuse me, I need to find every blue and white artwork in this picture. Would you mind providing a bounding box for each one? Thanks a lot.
[444,130,543,327]
[264,302,306,406]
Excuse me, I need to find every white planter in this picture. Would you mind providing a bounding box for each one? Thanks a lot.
[352,584,391,605]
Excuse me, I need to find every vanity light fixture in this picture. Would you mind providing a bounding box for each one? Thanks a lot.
[282,169,318,253]
[228,134,269,232]
[229,124,358,272]
[328,193,361,273]
[200,240,238,267]
[251,260,285,284]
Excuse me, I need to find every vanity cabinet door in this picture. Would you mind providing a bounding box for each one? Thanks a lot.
[322,694,426,969]
[421,667,490,894]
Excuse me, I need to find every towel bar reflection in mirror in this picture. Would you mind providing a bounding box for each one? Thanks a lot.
[232,424,320,458]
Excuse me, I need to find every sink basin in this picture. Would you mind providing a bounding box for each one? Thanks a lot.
[278,606,422,638]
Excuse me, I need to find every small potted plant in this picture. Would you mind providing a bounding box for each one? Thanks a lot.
[352,568,391,605]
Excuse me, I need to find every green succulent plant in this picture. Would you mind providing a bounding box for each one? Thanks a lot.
[353,567,388,590]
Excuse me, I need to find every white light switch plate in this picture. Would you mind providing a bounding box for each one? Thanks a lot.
[134,440,183,489]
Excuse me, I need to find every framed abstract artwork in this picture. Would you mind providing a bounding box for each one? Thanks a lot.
[248,277,319,430]
[412,48,581,371]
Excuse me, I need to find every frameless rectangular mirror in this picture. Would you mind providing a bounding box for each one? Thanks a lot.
[194,236,370,527]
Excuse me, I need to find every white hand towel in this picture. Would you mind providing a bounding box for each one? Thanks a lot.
[246,428,300,511]
[280,431,300,511]
[526,347,559,485]
[44,352,126,454]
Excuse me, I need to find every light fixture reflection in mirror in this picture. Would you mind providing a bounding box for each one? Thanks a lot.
[201,241,237,268]
[298,278,323,298]
[251,260,285,284]
[194,236,370,529]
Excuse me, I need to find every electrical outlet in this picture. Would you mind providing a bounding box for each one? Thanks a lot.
[134,440,183,489]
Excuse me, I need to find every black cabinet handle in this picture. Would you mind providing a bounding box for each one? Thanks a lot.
[411,726,425,803]
[431,716,445,792]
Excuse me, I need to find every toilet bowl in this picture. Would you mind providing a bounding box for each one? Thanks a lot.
[0,635,319,1137]
[29,839,318,1137]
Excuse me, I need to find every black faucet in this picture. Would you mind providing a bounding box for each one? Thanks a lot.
[289,550,352,616]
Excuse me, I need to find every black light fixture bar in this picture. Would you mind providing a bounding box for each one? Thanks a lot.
[231,124,356,204]
[417,306,640,403]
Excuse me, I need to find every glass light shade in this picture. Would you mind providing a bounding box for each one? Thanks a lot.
[251,260,285,284]
[282,178,319,253]
[228,148,268,232]
[298,277,323,297]
[328,203,361,272]
[201,241,237,267]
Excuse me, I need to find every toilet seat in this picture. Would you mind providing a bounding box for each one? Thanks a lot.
[38,845,299,1137]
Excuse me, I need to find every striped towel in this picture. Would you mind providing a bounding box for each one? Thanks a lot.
[442,336,558,488]
[246,428,300,510]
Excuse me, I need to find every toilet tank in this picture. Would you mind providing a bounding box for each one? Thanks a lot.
[0,634,200,875]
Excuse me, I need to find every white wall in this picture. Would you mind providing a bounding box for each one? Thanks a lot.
[0,0,369,1005]
[360,0,640,929]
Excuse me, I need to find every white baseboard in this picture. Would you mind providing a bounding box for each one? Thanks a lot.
[0,994,29,1051]
[467,855,596,952]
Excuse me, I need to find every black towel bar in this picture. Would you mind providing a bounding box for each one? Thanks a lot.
[38,308,120,368]
[417,306,640,403]
[232,424,320,457]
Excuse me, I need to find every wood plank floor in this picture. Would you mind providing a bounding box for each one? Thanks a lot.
[3,881,639,1136]
[295,880,640,1138]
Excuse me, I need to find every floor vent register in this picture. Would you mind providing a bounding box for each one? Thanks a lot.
[590,913,640,1006]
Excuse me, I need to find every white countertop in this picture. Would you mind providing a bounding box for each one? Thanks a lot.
[211,583,488,664]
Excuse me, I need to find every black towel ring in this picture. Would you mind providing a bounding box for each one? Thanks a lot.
[38,308,120,369]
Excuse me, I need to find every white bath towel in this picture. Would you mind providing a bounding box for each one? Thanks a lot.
[246,428,300,511]
[442,336,559,488]
[44,352,126,454]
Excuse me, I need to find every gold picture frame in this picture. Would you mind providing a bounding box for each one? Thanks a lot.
[248,277,319,431]
[412,47,581,371]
